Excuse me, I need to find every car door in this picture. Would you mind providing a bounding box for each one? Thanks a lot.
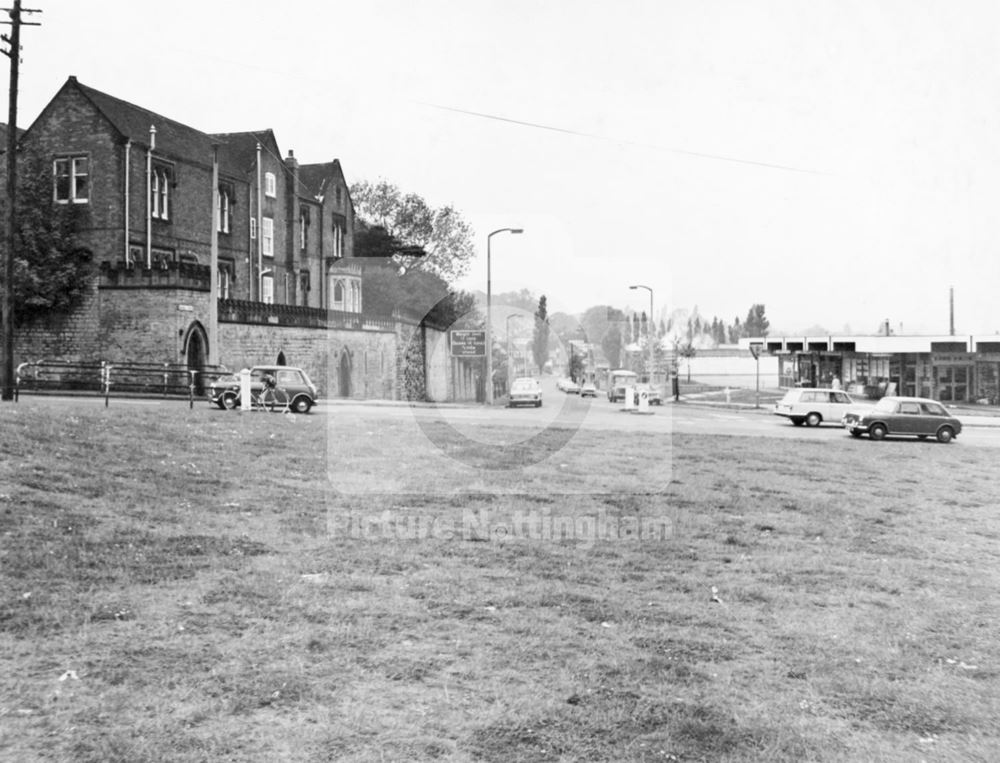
[895,400,923,434]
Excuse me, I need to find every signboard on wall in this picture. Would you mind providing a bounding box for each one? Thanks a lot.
[450,330,486,357]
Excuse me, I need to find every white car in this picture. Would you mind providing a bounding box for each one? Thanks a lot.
[556,378,581,394]
[773,387,860,427]
[508,377,543,408]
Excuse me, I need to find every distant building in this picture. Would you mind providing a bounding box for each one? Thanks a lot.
[742,334,1000,403]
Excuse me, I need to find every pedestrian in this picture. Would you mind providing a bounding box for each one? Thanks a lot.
[832,375,842,390]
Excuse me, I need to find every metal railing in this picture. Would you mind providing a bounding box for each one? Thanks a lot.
[15,360,230,408]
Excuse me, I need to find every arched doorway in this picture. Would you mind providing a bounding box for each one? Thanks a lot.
[184,322,208,394]
[339,350,352,398]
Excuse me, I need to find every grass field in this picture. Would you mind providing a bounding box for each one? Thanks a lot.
[1,401,999,761]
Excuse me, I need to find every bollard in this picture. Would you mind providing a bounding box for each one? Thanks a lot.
[239,368,252,412]
[623,385,635,411]
[636,386,650,414]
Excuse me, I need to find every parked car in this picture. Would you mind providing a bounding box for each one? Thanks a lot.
[209,366,318,413]
[580,382,597,398]
[557,378,581,394]
[633,383,663,406]
[508,377,543,408]
[842,396,961,443]
[773,387,859,427]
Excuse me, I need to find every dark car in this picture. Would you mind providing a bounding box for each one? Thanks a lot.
[842,396,961,443]
[209,366,318,413]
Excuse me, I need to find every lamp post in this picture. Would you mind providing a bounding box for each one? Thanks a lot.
[486,227,523,405]
[630,285,654,384]
[506,314,523,390]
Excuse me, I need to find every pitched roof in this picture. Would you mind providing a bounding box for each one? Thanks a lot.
[69,77,219,166]
[298,159,346,200]
[210,130,281,176]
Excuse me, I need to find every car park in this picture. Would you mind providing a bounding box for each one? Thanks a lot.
[773,387,859,427]
[209,366,318,413]
[508,377,543,407]
[580,382,597,398]
[842,396,961,443]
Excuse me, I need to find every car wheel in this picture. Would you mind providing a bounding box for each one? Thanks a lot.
[536,400,542,408]
[936,426,955,444]
[791,417,804,426]
[869,423,887,440]
[291,396,312,414]
[221,390,239,410]
[850,430,863,438]
[805,412,822,427]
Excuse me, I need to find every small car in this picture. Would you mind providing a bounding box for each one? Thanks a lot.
[508,377,543,408]
[580,382,597,398]
[556,377,579,393]
[633,383,663,406]
[209,365,318,413]
[773,387,858,427]
[842,396,961,443]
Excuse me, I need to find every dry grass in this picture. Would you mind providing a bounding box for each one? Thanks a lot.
[1,401,999,761]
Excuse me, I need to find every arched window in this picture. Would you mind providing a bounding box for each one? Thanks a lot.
[333,281,344,303]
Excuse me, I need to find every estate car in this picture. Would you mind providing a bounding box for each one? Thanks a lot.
[773,387,858,427]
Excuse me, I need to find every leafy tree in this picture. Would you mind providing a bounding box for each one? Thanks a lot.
[677,340,697,382]
[492,288,536,312]
[601,324,623,369]
[350,179,475,282]
[744,303,770,337]
[532,295,549,373]
[362,260,478,328]
[7,149,92,323]
[728,316,742,344]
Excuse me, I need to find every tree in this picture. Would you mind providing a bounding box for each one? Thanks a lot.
[601,324,623,369]
[6,149,93,323]
[361,260,478,329]
[744,304,770,337]
[728,316,742,344]
[532,295,549,373]
[350,179,475,282]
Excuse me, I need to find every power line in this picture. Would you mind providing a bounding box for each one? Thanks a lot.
[416,100,826,176]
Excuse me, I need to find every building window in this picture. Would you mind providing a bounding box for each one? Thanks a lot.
[250,217,257,240]
[265,171,276,198]
[127,245,143,267]
[218,187,232,234]
[262,217,274,257]
[53,156,89,204]
[335,185,342,206]
[218,261,234,299]
[299,206,309,251]
[152,166,171,220]
[299,270,310,306]
[261,272,274,304]
[151,247,174,269]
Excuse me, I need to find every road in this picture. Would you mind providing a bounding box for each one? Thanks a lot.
[14,387,1000,447]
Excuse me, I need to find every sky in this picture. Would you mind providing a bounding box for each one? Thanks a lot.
[12,0,1000,335]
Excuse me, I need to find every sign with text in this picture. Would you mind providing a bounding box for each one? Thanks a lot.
[450,330,486,357]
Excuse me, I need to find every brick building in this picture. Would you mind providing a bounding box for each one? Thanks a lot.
[4,76,467,401]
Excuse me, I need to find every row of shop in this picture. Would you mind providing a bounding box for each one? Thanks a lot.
[741,335,1000,404]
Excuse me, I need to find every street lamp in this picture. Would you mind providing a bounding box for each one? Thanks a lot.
[506,314,524,389]
[486,227,523,405]
[630,285,655,384]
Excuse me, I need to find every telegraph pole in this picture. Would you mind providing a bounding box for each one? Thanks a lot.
[1,1,41,401]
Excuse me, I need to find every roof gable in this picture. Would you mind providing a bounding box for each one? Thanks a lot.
[68,77,217,166]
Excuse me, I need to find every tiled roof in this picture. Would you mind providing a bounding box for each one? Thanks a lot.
[71,77,219,166]
[298,160,345,200]
[210,130,279,176]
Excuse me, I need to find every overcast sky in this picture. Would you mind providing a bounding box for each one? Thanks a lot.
[15,1,1000,335]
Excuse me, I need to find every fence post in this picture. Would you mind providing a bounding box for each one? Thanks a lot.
[102,361,112,407]
[163,363,169,397]
[189,370,196,409]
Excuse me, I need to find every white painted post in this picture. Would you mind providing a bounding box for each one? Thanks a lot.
[239,368,252,412]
